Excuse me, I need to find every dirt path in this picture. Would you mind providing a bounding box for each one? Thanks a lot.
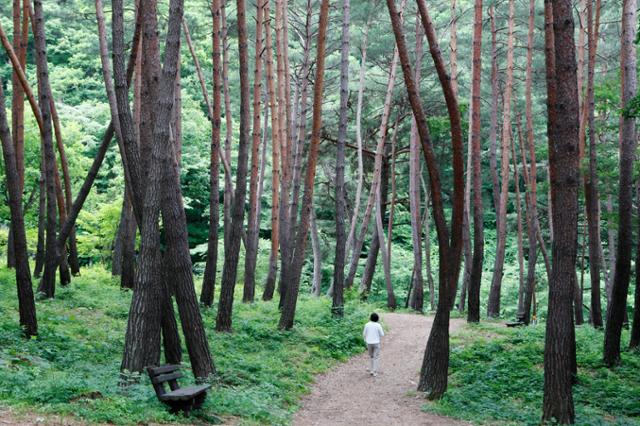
[292,313,468,426]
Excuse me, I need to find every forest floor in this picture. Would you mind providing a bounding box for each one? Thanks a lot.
[293,313,468,426]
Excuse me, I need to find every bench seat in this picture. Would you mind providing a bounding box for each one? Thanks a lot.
[159,384,211,402]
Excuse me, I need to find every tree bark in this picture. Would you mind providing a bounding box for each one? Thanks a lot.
[467,0,483,324]
[408,16,424,312]
[518,0,540,325]
[310,207,322,297]
[216,0,252,332]
[332,0,350,316]
[604,0,637,367]
[263,0,282,301]
[387,0,464,399]
[630,186,640,348]
[31,0,59,299]
[488,6,500,216]
[512,127,525,317]
[487,0,515,318]
[201,0,223,307]
[0,77,38,337]
[243,0,265,303]
[7,0,28,269]
[542,0,579,422]
[584,0,603,328]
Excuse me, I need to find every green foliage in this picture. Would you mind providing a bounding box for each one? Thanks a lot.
[422,323,640,425]
[0,264,375,425]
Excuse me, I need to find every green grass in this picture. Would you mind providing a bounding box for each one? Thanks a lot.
[423,321,640,425]
[0,265,377,425]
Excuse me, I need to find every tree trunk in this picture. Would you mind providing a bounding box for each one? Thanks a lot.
[518,0,540,326]
[584,0,603,328]
[408,16,424,312]
[243,0,264,303]
[31,0,59,299]
[604,0,637,367]
[221,0,233,250]
[630,186,640,348]
[512,129,525,317]
[387,0,464,399]
[116,0,161,374]
[542,0,579,422]
[201,0,223,307]
[488,6,500,216]
[0,78,38,337]
[310,207,322,296]
[50,99,80,276]
[487,0,515,318]
[34,161,45,278]
[346,1,406,290]
[7,0,28,269]
[216,0,252,332]
[359,142,392,301]
[278,0,330,330]
[331,0,350,316]
[345,21,370,280]
[263,0,282,301]
[467,0,484,324]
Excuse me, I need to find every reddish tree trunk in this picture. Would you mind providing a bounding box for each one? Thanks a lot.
[0,78,38,337]
[542,0,579,421]
[487,0,515,318]
[243,0,265,303]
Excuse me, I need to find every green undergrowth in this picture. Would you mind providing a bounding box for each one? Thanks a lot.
[423,321,640,425]
[0,265,377,425]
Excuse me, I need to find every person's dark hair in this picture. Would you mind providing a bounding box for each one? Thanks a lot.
[370,312,379,322]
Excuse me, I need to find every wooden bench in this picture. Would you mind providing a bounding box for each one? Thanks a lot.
[147,364,211,415]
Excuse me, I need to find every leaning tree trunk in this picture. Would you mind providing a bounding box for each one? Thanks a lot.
[487,0,515,318]
[347,1,406,291]
[0,78,38,337]
[387,0,464,399]
[604,0,637,367]
[216,0,252,332]
[542,0,579,422]
[32,0,59,299]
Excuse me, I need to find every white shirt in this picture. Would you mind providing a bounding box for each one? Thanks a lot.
[363,321,384,345]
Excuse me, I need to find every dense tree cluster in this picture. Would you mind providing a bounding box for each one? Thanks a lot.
[0,0,638,423]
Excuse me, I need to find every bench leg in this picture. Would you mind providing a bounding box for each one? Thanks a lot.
[194,393,206,409]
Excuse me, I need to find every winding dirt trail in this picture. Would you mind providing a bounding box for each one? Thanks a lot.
[292,313,468,426]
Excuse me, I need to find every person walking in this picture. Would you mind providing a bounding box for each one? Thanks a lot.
[362,313,385,376]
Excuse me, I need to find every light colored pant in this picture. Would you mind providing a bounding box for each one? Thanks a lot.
[367,343,380,373]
